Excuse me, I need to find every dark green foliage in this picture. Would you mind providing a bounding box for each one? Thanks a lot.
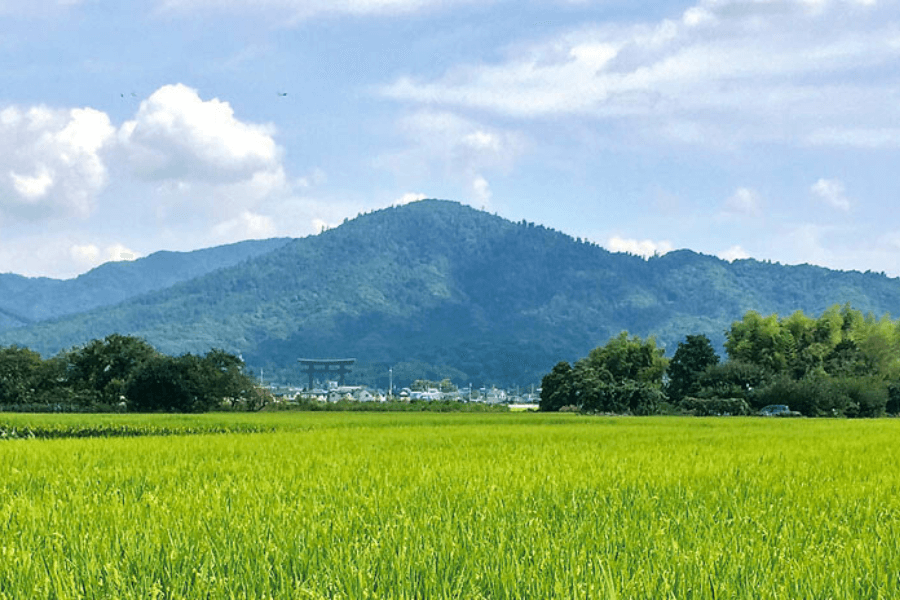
[886,382,900,414]
[666,334,720,403]
[542,332,667,414]
[752,375,888,417]
[0,346,45,404]
[680,396,752,416]
[540,362,575,412]
[578,379,665,415]
[125,355,214,413]
[0,336,259,413]
[696,361,770,404]
[64,334,160,406]
[582,332,668,386]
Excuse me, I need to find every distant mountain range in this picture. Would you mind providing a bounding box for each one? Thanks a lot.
[3,199,899,388]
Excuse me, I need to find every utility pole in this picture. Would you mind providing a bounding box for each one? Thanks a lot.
[389,368,393,400]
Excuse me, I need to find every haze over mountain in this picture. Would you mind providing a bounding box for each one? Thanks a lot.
[3,200,900,388]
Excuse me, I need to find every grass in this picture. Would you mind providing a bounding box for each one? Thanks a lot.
[1,413,899,598]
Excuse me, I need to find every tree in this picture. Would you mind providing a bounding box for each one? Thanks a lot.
[65,334,159,406]
[539,361,575,411]
[540,332,667,414]
[725,311,795,376]
[696,360,769,404]
[0,346,44,404]
[582,332,668,387]
[666,334,719,404]
[126,355,215,413]
[197,349,258,408]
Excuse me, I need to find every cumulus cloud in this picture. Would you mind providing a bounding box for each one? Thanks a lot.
[718,245,751,261]
[606,236,674,258]
[471,175,491,204]
[119,84,280,184]
[395,192,428,205]
[0,106,114,220]
[382,0,897,148]
[811,178,850,211]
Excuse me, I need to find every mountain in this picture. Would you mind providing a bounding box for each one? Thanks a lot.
[0,237,291,329]
[3,199,900,388]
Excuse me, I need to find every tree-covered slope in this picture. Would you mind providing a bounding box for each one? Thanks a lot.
[0,237,291,328]
[3,199,900,387]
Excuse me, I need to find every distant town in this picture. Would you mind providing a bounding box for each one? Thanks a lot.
[269,380,540,408]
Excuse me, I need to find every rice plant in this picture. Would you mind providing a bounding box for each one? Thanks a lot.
[1,414,898,598]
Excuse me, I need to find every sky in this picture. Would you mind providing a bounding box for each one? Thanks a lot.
[1,0,899,279]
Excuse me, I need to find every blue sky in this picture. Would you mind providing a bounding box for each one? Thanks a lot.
[1,0,898,278]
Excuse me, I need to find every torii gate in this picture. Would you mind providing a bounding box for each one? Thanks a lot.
[298,358,356,390]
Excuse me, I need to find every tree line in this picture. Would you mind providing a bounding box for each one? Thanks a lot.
[0,334,267,413]
[540,304,900,417]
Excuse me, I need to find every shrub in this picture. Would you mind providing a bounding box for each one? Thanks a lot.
[680,396,752,416]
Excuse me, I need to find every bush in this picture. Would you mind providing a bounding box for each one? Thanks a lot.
[579,380,664,415]
[838,376,888,418]
[752,375,887,417]
[680,396,751,416]
[697,361,769,404]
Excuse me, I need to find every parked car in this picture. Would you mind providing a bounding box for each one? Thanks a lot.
[759,404,802,417]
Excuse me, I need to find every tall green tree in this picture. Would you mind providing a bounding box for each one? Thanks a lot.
[541,332,668,414]
[65,334,159,406]
[0,346,44,404]
[125,354,213,413]
[539,361,575,411]
[666,334,719,403]
[724,311,794,375]
[582,331,668,387]
[197,349,258,408]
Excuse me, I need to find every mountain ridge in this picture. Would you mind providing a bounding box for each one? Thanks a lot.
[3,199,900,387]
[0,237,292,328]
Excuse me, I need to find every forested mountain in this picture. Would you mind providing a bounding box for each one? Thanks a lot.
[0,238,291,329]
[3,199,900,388]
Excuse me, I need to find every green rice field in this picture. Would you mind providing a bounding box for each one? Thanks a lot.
[1,412,899,599]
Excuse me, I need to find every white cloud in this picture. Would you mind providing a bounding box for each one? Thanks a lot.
[811,178,851,211]
[471,175,491,204]
[395,192,428,205]
[119,84,280,184]
[718,245,751,261]
[722,187,761,218]
[382,0,897,148]
[312,217,337,233]
[10,167,54,201]
[605,236,674,258]
[0,106,114,220]
[112,84,297,236]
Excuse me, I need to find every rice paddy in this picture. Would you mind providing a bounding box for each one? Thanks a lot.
[1,413,898,599]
